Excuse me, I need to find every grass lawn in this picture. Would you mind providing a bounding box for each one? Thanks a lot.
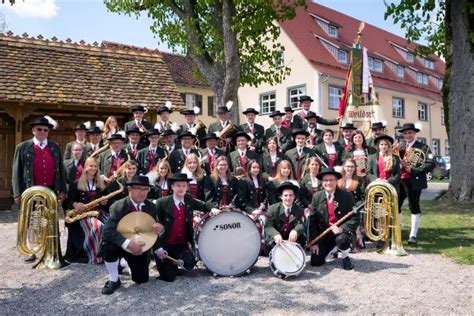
[400,200,474,265]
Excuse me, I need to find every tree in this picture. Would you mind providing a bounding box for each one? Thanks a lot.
[0,10,8,33]
[104,0,305,121]
[385,0,474,202]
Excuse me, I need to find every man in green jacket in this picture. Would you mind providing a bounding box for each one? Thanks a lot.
[264,182,305,254]
[308,168,357,270]
[155,173,218,282]
[101,175,164,295]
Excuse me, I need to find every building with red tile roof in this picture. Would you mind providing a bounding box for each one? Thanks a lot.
[238,1,448,157]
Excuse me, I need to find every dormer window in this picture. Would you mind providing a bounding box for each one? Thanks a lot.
[314,15,338,39]
[368,57,383,72]
[328,25,338,38]
[338,50,348,63]
[423,58,435,69]
[416,72,428,85]
[396,65,404,77]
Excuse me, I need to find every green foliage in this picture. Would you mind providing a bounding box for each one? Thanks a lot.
[401,201,474,265]
[384,0,446,57]
[104,0,305,87]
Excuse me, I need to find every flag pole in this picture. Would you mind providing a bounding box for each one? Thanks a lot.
[336,22,365,141]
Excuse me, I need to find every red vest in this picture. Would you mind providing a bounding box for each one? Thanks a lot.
[166,203,187,245]
[327,199,337,225]
[327,153,337,168]
[33,145,56,187]
[378,156,391,180]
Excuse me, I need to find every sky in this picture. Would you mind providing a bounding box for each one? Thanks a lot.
[0,0,408,53]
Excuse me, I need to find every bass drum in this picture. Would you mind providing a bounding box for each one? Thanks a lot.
[269,241,306,278]
[195,210,261,277]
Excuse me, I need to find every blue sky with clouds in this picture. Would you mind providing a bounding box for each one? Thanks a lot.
[1,0,408,52]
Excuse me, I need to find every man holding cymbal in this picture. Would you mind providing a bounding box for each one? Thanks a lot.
[101,175,164,295]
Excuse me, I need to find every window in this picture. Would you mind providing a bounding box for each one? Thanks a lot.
[432,139,440,156]
[445,139,450,156]
[396,65,404,77]
[338,50,348,64]
[207,96,215,117]
[406,51,414,63]
[180,93,202,112]
[328,25,338,38]
[417,137,426,144]
[315,17,338,38]
[392,97,405,118]
[418,103,428,121]
[368,57,383,72]
[441,107,445,125]
[416,72,428,85]
[437,78,443,89]
[287,85,306,109]
[260,92,276,114]
[275,50,284,68]
[423,58,435,69]
[328,85,343,110]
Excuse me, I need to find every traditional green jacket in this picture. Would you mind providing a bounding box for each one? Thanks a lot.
[264,202,305,244]
[12,139,67,198]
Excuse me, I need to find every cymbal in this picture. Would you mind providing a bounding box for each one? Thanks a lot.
[117,212,158,253]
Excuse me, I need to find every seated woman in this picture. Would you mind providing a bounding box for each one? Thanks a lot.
[338,158,365,252]
[105,160,138,208]
[314,129,343,168]
[65,157,108,264]
[182,153,208,230]
[299,156,323,213]
[261,137,287,178]
[237,159,268,239]
[264,182,305,255]
[266,160,294,205]
[148,159,173,200]
[342,131,375,187]
[204,156,238,208]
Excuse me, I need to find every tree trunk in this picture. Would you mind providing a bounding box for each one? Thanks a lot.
[442,0,474,202]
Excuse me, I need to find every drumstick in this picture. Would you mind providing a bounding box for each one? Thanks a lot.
[279,242,304,267]
[282,242,305,265]
[165,255,186,270]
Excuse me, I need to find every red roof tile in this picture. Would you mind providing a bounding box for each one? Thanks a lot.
[0,33,185,109]
[280,1,444,100]
[161,52,209,87]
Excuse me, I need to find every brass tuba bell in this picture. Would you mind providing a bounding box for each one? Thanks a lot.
[17,186,68,269]
[364,180,407,256]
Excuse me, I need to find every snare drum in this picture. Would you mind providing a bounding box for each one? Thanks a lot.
[269,241,306,278]
[195,210,261,277]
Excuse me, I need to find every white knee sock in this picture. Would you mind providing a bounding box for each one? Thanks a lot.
[399,212,403,226]
[339,248,350,259]
[410,214,421,238]
[120,258,129,269]
[105,260,119,282]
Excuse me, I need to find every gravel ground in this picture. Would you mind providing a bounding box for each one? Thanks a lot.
[1,207,472,315]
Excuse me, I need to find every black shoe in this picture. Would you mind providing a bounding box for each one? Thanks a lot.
[24,254,36,263]
[101,279,121,295]
[376,240,385,249]
[408,236,417,244]
[342,257,354,270]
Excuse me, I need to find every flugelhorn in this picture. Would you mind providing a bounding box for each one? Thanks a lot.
[364,180,407,256]
[17,186,68,269]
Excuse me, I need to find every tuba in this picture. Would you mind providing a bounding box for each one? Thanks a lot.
[364,180,407,256]
[217,123,238,148]
[17,186,68,269]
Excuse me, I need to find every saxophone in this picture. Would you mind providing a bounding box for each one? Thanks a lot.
[64,180,124,224]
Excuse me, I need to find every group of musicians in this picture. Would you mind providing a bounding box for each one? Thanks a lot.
[12,96,435,294]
